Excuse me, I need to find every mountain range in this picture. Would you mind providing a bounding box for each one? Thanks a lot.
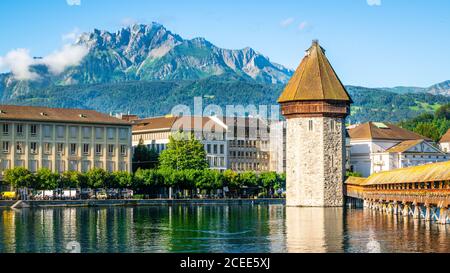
[0,22,449,123]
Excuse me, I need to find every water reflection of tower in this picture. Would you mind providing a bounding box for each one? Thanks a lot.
[285,207,344,253]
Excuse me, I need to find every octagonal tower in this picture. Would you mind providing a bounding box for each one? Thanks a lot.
[278,40,352,207]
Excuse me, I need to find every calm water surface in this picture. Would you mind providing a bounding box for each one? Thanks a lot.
[0,205,449,253]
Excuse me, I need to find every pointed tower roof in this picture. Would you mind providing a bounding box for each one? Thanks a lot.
[278,40,352,103]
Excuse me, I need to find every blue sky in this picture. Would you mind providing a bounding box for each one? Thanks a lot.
[0,0,449,87]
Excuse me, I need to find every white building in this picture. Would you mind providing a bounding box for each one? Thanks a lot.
[347,122,448,177]
[440,129,450,153]
[131,116,228,171]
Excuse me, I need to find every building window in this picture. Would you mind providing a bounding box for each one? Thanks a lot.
[83,144,90,155]
[213,144,218,154]
[16,124,24,136]
[95,144,102,155]
[108,144,115,156]
[308,120,313,131]
[70,144,77,156]
[2,141,9,153]
[29,160,38,173]
[95,127,104,139]
[107,128,115,139]
[69,160,78,171]
[42,160,51,170]
[120,145,127,156]
[30,125,38,136]
[2,123,9,135]
[207,144,211,153]
[30,142,38,154]
[56,160,65,173]
[82,160,91,172]
[107,161,115,172]
[43,125,52,138]
[119,128,128,140]
[57,143,64,155]
[330,120,335,132]
[95,161,103,169]
[56,126,65,138]
[220,144,224,154]
[83,127,91,139]
[44,143,52,155]
[69,126,78,138]
[16,142,24,154]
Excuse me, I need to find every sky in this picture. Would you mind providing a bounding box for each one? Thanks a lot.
[0,0,449,87]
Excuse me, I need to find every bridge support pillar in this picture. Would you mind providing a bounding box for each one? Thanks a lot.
[439,207,448,225]
[393,202,398,215]
[413,203,420,219]
[402,204,410,217]
[424,204,432,221]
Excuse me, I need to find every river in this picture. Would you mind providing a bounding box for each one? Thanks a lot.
[0,204,449,253]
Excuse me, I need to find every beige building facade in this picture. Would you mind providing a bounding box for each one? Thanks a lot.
[0,105,132,181]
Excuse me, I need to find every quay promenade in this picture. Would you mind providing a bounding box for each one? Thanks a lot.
[0,198,284,208]
[345,161,450,224]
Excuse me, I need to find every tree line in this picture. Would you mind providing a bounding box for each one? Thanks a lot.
[399,103,450,142]
[2,167,285,198]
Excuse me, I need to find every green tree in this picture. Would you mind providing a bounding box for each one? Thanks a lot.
[346,171,363,178]
[4,167,34,189]
[132,140,159,172]
[86,168,110,189]
[259,172,277,195]
[35,168,59,190]
[239,171,258,187]
[159,133,208,171]
[113,171,133,189]
[414,122,441,142]
[223,169,239,190]
[435,103,450,120]
[60,171,81,189]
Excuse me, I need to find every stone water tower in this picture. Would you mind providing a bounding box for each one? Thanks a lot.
[278,40,352,207]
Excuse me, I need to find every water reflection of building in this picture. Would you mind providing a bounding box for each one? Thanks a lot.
[285,207,344,253]
[1,210,15,252]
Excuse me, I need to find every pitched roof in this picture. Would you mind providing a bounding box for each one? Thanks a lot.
[345,176,367,186]
[363,161,450,185]
[440,129,450,143]
[278,40,352,103]
[348,122,431,141]
[132,116,226,132]
[132,116,178,132]
[385,139,424,153]
[0,105,131,126]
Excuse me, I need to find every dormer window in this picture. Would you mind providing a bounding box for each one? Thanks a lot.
[79,114,87,118]
[40,112,48,116]
[0,110,5,114]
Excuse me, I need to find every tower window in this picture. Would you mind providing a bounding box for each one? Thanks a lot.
[330,120,335,132]
[308,120,313,131]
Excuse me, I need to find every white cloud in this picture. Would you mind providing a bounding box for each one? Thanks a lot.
[66,0,81,6]
[40,44,89,74]
[298,21,308,30]
[367,0,381,6]
[62,27,82,42]
[0,48,39,80]
[0,45,88,80]
[280,17,295,28]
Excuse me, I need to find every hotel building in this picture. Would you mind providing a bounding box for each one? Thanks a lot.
[347,122,448,177]
[131,115,228,171]
[0,105,132,181]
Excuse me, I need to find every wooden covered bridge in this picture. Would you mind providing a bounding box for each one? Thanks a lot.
[345,161,450,224]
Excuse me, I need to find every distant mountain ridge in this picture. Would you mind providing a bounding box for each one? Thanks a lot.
[0,22,293,101]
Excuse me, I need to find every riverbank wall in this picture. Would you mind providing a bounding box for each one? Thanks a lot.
[0,198,285,208]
